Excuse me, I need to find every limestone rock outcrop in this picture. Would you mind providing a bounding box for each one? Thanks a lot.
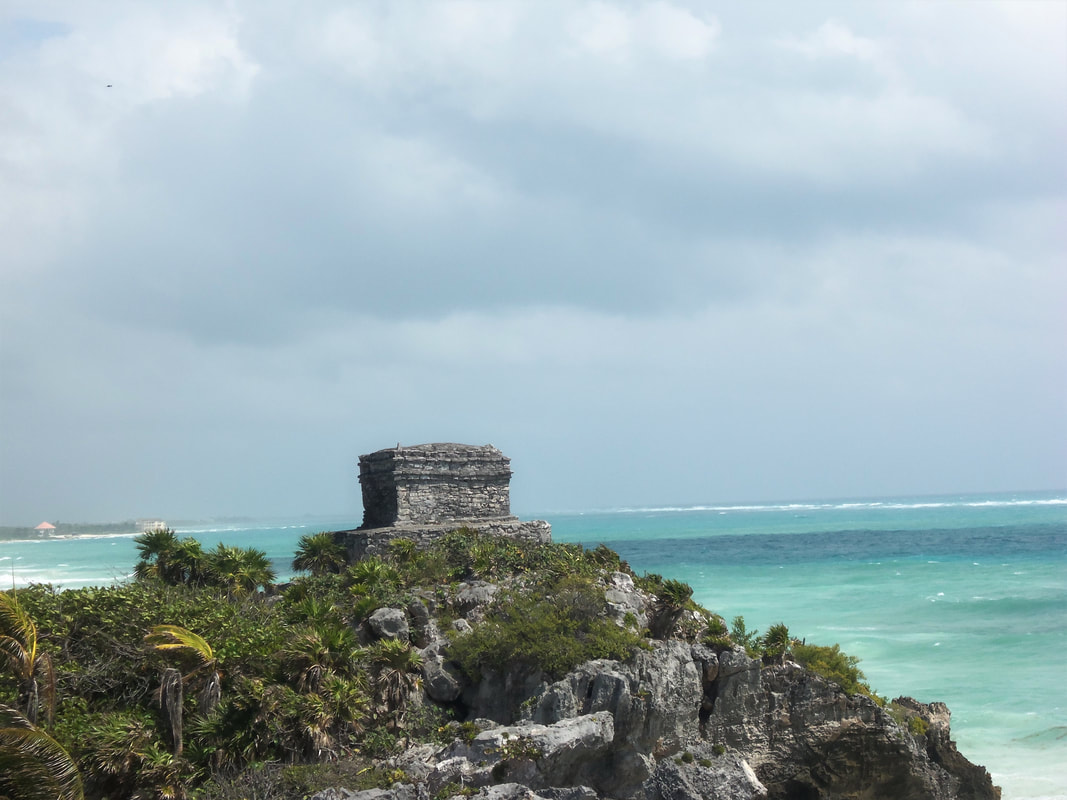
[338,638,997,800]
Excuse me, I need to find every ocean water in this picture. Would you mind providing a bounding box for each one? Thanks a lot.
[2,491,1064,799]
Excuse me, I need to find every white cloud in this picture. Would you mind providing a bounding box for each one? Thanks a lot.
[567,2,633,59]
[563,0,722,63]
[780,19,882,62]
[639,2,719,61]
[0,4,258,285]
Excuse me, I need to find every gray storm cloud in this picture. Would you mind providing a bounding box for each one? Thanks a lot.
[1,1,1064,523]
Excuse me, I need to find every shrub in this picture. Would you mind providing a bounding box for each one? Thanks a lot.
[730,616,761,655]
[792,642,869,696]
[447,577,646,680]
[648,579,694,640]
[704,615,728,637]
[762,622,791,663]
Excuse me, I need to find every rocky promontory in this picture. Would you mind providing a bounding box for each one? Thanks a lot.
[310,564,999,800]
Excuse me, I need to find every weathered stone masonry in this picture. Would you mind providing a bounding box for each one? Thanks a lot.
[359,443,513,527]
[335,443,551,561]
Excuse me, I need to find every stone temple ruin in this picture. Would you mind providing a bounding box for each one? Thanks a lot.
[334,443,551,561]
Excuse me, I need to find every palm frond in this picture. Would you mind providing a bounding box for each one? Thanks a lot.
[0,592,32,634]
[0,704,84,800]
[145,625,215,665]
[0,633,30,674]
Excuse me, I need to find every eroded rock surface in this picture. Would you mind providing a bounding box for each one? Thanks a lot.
[310,549,998,800]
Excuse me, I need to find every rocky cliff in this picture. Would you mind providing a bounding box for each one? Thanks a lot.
[312,570,999,800]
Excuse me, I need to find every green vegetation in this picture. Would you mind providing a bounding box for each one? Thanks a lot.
[729,616,761,655]
[0,591,56,725]
[792,642,872,696]
[0,525,882,798]
[762,622,792,665]
[908,715,929,736]
[0,704,83,800]
[887,702,931,738]
[447,575,647,680]
[648,578,694,640]
[133,529,276,594]
[292,532,347,577]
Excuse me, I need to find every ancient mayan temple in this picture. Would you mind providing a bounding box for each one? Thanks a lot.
[334,443,551,560]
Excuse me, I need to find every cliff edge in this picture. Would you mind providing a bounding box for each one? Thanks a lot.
[309,565,999,800]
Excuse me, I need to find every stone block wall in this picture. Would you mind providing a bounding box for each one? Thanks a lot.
[359,443,513,528]
[337,519,552,562]
[337,442,551,561]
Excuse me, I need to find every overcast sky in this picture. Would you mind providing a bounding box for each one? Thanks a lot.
[1,1,1064,525]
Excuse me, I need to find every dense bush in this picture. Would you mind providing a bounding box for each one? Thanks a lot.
[447,576,647,680]
[792,642,870,696]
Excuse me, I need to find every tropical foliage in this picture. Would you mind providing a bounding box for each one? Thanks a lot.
[447,575,646,680]
[0,590,56,725]
[292,532,347,577]
[762,622,793,665]
[0,528,877,798]
[145,625,222,715]
[0,703,83,800]
[647,578,694,640]
[133,529,275,594]
[792,642,872,696]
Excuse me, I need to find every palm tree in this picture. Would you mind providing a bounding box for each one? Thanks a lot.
[133,528,180,582]
[365,639,423,728]
[762,622,792,665]
[292,532,347,577]
[0,591,56,726]
[170,538,207,587]
[648,579,693,640]
[82,713,188,800]
[346,558,399,595]
[0,704,83,800]
[278,623,360,694]
[205,544,276,594]
[145,625,222,715]
[134,530,209,588]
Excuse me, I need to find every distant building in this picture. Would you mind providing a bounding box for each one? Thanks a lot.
[35,521,56,532]
[137,519,168,532]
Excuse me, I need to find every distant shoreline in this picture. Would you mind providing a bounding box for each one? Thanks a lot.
[0,526,139,542]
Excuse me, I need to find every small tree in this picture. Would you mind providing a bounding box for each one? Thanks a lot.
[133,528,182,584]
[278,623,360,694]
[762,622,792,665]
[365,639,423,729]
[292,532,347,577]
[730,616,761,654]
[145,625,222,716]
[0,592,56,726]
[205,544,276,595]
[649,579,693,640]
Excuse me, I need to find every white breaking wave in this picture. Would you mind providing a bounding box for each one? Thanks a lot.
[599,494,1067,515]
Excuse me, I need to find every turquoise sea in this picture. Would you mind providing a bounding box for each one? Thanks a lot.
[2,490,1065,799]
